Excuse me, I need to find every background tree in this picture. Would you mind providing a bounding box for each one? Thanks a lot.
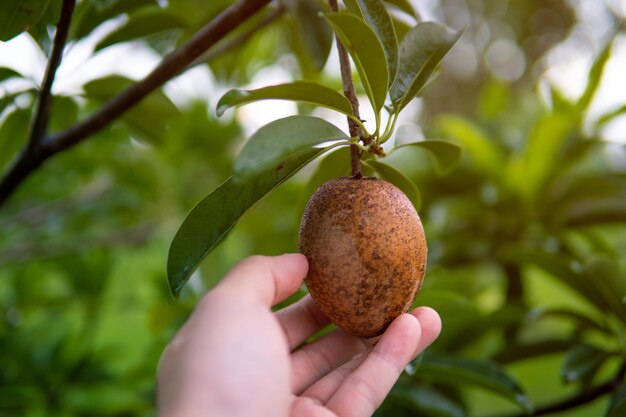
[1,0,625,416]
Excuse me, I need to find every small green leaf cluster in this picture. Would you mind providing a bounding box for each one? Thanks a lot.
[169,0,462,296]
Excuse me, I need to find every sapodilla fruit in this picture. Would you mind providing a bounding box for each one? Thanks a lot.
[298,176,427,338]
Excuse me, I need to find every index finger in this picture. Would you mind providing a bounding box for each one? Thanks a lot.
[215,253,309,307]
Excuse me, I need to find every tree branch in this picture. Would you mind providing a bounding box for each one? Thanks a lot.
[0,0,273,207]
[502,363,626,417]
[328,0,363,178]
[28,0,76,150]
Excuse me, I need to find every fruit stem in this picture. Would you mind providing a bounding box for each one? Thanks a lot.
[328,0,363,178]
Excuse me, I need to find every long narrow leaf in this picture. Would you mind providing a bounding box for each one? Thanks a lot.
[216,82,354,118]
[167,147,327,296]
[392,139,462,174]
[418,356,532,412]
[366,160,421,210]
[390,22,461,112]
[234,116,348,179]
[356,0,399,85]
[325,12,389,114]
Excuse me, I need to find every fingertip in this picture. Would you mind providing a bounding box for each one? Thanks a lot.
[409,306,442,354]
[377,313,421,358]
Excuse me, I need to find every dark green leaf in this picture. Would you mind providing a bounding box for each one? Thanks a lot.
[70,0,157,40]
[548,173,626,227]
[365,160,421,209]
[578,37,613,111]
[234,115,348,179]
[391,385,466,417]
[167,146,327,296]
[216,82,354,118]
[83,75,179,144]
[0,0,52,41]
[562,344,611,383]
[607,382,626,417]
[283,0,333,70]
[434,115,504,177]
[0,108,31,172]
[418,356,532,412]
[95,6,185,51]
[392,139,462,174]
[49,96,79,132]
[0,67,24,83]
[303,146,352,200]
[390,22,461,112]
[325,12,389,114]
[356,0,399,85]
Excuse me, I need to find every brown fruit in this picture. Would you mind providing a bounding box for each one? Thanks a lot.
[298,177,427,338]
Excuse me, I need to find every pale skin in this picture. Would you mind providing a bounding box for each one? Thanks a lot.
[157,253,442,417]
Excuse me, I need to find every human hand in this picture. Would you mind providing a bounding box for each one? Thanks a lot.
[157,254,441,417]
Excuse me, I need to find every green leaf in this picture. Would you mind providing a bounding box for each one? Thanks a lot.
[548,173,626,228]
[283,0,333,70]
[325,12,388,114]
[49,96,79,132]
[384,0,420,19]
[392,139,462,174]
[216,82,354,118]
[495,339,577,364]
[577,37,613,112]
[418,356,532,412]
[0,108,31,172]
[595,104,626,130]
[167,146,327,296]
[355,0,399,86]
[365,160,421,210]
[391,385,466,417]
[95,6,185,51]
[83,75,179,144]
[521,112,576,201]
[0,0,52,41]
[0,67,24,83]
[390,22,461,112]
[70,0,157,40]
[234,115,348,179]
[434,114,504,178]
[561,344,611,383]
[607,382,626,417]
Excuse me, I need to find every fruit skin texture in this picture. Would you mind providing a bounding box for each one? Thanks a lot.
[298,177,427,338]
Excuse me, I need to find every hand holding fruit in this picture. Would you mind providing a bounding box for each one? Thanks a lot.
[157,254,441,417]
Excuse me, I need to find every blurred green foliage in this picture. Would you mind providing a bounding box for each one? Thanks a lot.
[1,0,625,416]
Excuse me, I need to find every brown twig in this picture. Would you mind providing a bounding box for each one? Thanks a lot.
[328,0,363,178]
[0,0,273,207]
[28,0,76,150]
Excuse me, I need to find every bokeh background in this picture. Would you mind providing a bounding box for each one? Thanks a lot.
[1,0,625,416]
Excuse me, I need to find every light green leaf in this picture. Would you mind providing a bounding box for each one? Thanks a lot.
[234,115,348,179]
[325,12,388,114]
[418,356,532,412]
[578,37,613,112]
[385,0,420,19]
[390,22,461,112]
[521,112,577,200]
[561,344,611,383]
[434,114,504,178]
[356,0,399,85]
[595,104,626,130]
[95,6,186,51]
[283,0,333,70]
[392,139,462,174]
[0,0,52,41]
[607,382,626,417]
[391,386,465,417]
[365,160,421,210]
[216,82,354,118]
[0,108,31,172]
[83,75,179,144]
[167,146,327,296]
